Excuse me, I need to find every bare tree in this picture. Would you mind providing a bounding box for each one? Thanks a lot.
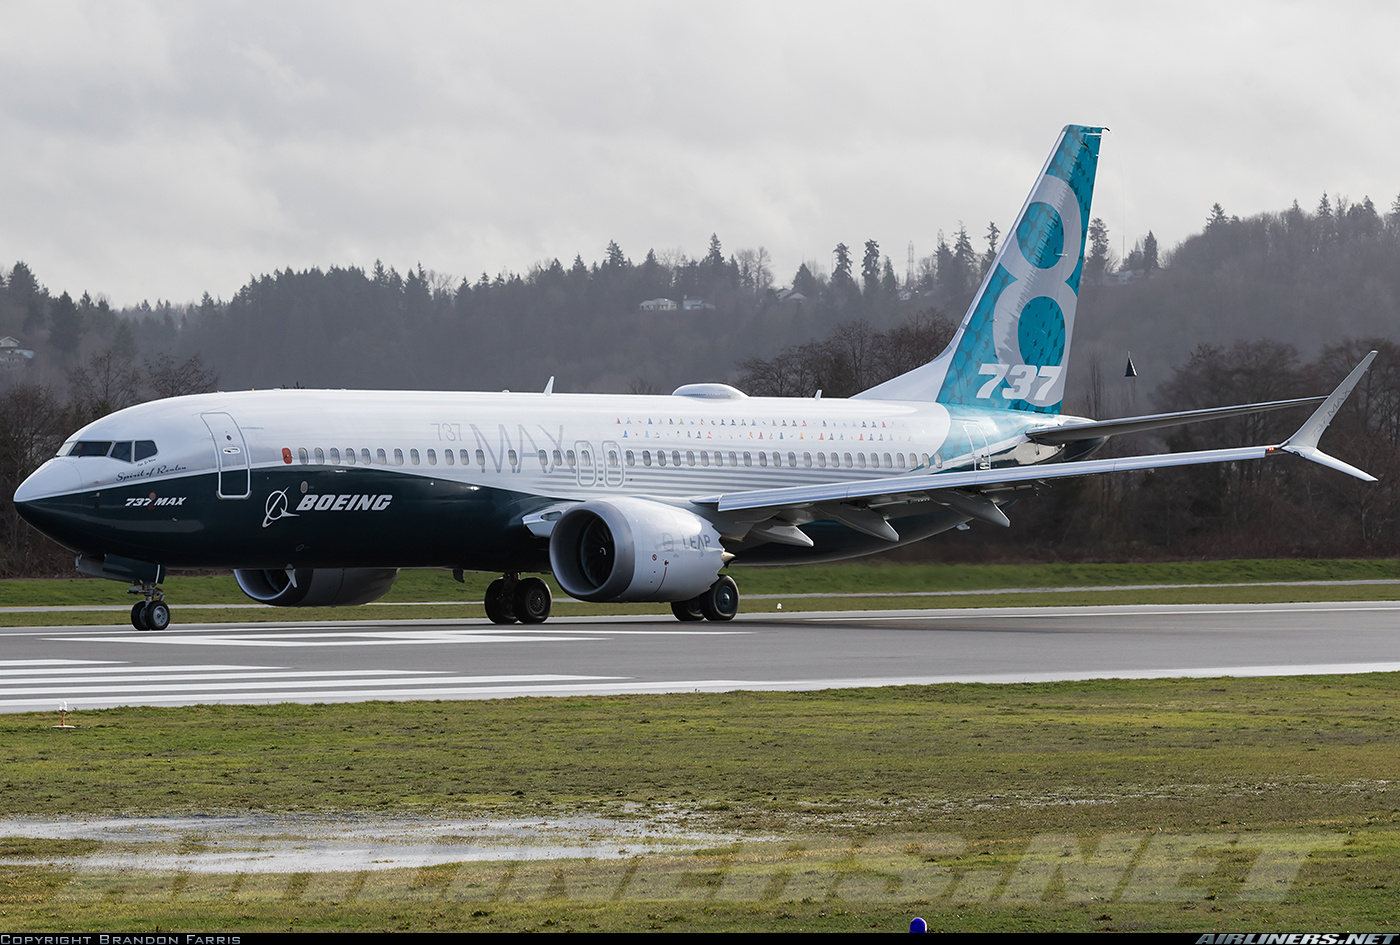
[68,349,143,423]
[144,353,219,400]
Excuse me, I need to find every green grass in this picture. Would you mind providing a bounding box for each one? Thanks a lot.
[3,676,1400,930]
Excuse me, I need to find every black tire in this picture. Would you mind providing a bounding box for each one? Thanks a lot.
[131,601,150,631]
[484,578,517,624]
[514,577,552,624]
[699,576,739,622]
[145,600,171,631]
[670,597,705,621]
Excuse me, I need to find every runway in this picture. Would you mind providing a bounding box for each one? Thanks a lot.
[1,601,1397,713]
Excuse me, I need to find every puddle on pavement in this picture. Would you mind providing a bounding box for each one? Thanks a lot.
[0,812,743,873]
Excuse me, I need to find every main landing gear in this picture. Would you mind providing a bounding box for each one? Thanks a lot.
[129,582,170,631]
[671,575,739,622]
[484,573,553,625]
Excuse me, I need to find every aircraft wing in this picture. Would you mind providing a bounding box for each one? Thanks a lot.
[694,353,1377,544]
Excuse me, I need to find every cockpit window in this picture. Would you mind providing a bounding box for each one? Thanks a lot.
[67,439,158,462]
[70,441,113,457]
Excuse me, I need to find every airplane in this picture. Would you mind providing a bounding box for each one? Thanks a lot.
[13,125,1378,632]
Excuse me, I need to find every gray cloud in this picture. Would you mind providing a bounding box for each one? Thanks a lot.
[2,0,1398,305]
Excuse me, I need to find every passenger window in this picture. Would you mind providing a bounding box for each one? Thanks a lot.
[817,453,827,468]
[361,448,372,465]
[699,451,708,467]
[713,452,722,467]
[743,452,751,467]
[883,452,893,468]
[608,449,619,467]
[393,448,404,465]
[566,450,576,467]
[686,450,695,467]
[897,453,906,468]
[643,450,652,466]
[410,449,420,465]
[427,449,437,466]
[377,448,388,465]
[858,453,867,468]
[314,447,325,464]
[758,452,767,467]
[803,452,812,468]
[110,441,133,462]
[625,450,634,466]
[298,447,309,465]
[507,449,518,467]
[345,449,356,465]
[657,450,666,467]
[459,449,469,465]
[671,450,681,467]
[329,448,340,464]
[538,449,548,469]
[788,452,797,468]
[444,449,454,466]
[476,449,486,467]
[844,452,853,468]
[580,450,591,467]
[552,449,562,466]
[729,451,737,466]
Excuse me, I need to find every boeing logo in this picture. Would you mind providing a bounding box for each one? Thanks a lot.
[295,493,394,513]
[262,488,300,528]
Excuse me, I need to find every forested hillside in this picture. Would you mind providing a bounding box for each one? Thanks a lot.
[0,195,1396,575]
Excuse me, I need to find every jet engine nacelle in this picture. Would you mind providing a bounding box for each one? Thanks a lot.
[549,497,726,603]
[234,567,400,607]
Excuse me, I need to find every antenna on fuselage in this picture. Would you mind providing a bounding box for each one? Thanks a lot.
[544,376,555,395]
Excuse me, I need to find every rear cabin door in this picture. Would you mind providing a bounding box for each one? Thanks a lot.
[202,412,251,499]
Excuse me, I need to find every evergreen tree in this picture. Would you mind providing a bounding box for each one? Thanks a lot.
[48,291,82,361]
[861,239,881,297]
[1142,231,1159,276]
[1086,217,1112,284]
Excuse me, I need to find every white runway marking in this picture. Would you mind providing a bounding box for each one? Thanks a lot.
[59,626,748,647]
[0,657,626,710]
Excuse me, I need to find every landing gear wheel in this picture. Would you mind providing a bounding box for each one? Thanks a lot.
[699,576,739,622]
[484,578,517,624]
[670,597,705,622]
[144,600,171,631]
[131,601,151,631]
[513,577,552,624]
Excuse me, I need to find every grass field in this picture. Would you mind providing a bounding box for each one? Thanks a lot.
[1,558,1397,931]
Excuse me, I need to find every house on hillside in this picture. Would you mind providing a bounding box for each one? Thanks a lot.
[0,336,34,369]
[639,298,677,312]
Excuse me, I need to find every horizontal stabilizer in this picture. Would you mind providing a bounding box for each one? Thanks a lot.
[1028,396,1326,445]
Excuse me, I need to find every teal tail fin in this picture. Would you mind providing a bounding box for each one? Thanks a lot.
[856,124,1104,413]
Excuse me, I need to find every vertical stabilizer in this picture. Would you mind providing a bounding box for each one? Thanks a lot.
[856,125,1104,412]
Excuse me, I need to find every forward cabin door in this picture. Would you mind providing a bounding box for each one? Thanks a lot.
[202,412,251,499]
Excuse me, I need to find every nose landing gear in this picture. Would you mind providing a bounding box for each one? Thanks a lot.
[129,583,170,631]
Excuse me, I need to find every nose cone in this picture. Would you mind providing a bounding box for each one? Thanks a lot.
[14,458,83,505]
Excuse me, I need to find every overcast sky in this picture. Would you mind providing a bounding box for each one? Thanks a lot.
[3,0,1398,307]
